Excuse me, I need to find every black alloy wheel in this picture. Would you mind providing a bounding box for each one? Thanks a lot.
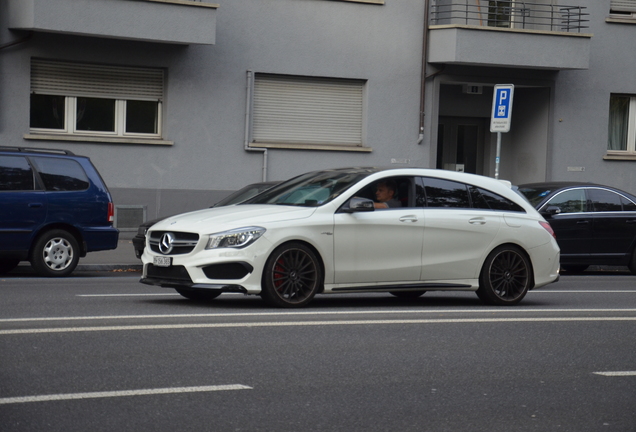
[261,242,322,308]
[477,245,532,306]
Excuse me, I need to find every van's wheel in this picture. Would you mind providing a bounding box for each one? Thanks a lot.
[30,230,80,277]
[261,242,322,308]
[176,289,222,301]
[476,245,532,306]
[0,259,20,274]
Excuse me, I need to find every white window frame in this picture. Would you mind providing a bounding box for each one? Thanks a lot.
[607,95,636,156]
[29,59,165,142]
[609,0,636,21]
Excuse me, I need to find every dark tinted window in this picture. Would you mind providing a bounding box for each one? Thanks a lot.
[589,189,623,212]
[422,177,470,208]
[31,157,90,191]
[469,186,491,210]
[477,187,525,212]
[0,156,35,191]
[545,189,587,214]
[30,94,66,129]
[76,97,116,132]
[517,186,553,207]
[622,196,636,211]
[126,100,158,134]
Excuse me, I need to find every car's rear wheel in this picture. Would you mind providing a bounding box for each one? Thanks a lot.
[390,290,426,299]
[0,259,20,274]
[477,245,532,306]
[561,264,589,274]
[176,289,222,301]
[261,242,322,308]
[30,230,80,277]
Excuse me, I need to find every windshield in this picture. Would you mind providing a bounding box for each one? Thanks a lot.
[517,187,553,207]
[244,170,373,207]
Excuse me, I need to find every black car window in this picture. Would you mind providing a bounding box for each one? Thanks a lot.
[589,189,623,212]
[622,196,636,211]
[30,157,90,191]
[0,156,35,191]
[470,186,525,212]
[545,189,587,214]
[422,177,470,208]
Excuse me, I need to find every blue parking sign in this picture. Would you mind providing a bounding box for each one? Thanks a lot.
[490,84,514,132]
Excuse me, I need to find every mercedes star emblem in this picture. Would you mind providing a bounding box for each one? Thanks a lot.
[159,232,175,255]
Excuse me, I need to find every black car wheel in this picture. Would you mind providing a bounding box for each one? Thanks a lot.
[390,290,426,299]
[0,259,20,274]
[477,245,532,306]
[261,242,322,308]
[30,230,80,277]
[176,289,222,301]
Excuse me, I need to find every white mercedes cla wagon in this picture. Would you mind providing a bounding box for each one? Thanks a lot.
[141,168,560,307]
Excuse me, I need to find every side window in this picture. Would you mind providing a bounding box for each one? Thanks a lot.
[30,157,90,192]
[353,176,412,208]
[544,189,587,214]
[422,177,470,208]
[0,156,35,191]
[469,186,491,210]
[475,187,525,212]
[622,196,636,211]
[588,189,623,212]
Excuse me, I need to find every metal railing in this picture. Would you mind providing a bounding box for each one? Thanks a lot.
[430,1,589,33]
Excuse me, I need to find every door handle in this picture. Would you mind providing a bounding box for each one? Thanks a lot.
[399,215,418,223]
[469,217,486,225]
[576,220,590,225]
[28,203,43,208]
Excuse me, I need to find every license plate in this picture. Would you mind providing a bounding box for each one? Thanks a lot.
[153,256,172,267]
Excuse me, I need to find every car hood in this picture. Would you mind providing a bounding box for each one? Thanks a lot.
[148,204,317,234]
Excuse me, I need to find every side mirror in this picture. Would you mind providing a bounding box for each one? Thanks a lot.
[343,197,375,213]
[541,205,561,217]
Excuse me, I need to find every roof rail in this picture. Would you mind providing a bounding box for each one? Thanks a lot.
[0,146,75,155]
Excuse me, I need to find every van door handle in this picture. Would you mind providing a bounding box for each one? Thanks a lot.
[28,203,43,208]
[399,215,418,223]
[469,217,486,225]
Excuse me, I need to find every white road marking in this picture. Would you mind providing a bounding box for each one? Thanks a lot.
[0,384,252,405]
[3,308,636,323]
[593,371,636,377]
[3,317,636,335]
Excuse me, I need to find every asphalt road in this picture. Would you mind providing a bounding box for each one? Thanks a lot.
[1,271,635,432]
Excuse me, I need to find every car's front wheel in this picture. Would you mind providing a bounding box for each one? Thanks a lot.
[477,245,532,306]
[30,230,80,277]
[176,289,222,301]
[261,242,322,308]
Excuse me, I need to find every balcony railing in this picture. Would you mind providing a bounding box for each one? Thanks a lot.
[430,1,589,33]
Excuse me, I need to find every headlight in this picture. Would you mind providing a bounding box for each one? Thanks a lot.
[206,226,266,249]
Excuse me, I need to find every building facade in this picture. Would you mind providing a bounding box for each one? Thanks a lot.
[1,0,634,231]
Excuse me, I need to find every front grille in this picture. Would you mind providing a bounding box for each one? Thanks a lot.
[149,231,199,255]
[146,264,192,283]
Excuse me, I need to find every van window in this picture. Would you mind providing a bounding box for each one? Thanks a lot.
[31,157,90,191]
[0,156,35,191]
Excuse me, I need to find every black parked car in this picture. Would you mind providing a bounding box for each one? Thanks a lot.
[0,146,119,276]
[132,181,278,259]
[518,182,636,274]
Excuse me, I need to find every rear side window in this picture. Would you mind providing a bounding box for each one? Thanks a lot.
[422,178,470,208]
[0,156,35,191]
[30,157,90,191]
[589,189,624,212]
[472,186,525,212]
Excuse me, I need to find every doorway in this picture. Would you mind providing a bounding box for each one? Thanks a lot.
[437,117,486,175]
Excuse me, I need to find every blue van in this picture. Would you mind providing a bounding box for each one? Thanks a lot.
[0,147,119,276]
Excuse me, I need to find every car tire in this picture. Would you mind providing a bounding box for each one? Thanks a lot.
[30,230,80,277]
[390,290,426,299]
[0,259,20,274]
[176,289,222,301]
[561,264,588,274]
[629,250,636,275]
[476,245,532,306]
[261,242,322,308]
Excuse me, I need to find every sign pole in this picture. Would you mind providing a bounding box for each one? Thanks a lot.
[495,132,502,179]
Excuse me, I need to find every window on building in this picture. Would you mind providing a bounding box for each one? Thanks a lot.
[30,59,164,139]
[608,95,636,154]
[251,74,365,149]
[609,0,636,20]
